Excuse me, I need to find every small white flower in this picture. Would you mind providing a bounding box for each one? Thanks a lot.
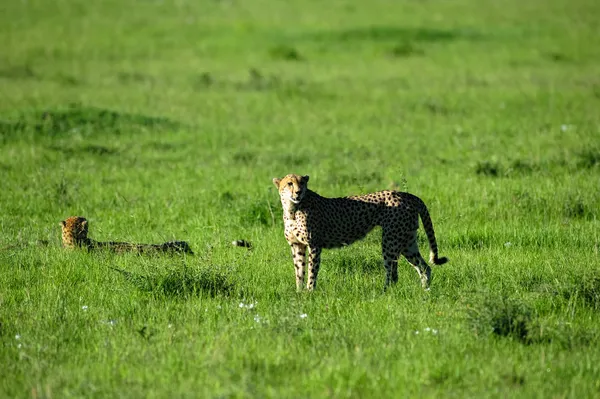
[239,302,245,308]
[414,330,419,335]
[432,329,438,335]
[560,124,569,132]
[17,344,22,349]
[168,324,173,329]
[15,334,21,340]
[424,327,431,332]
[81,305,88,311]
[254,314,262,323]
[299,313,308,319]
[247,303,255,310]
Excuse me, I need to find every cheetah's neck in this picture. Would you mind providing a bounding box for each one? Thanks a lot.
[282,201,298,221]
[281,189,320,221]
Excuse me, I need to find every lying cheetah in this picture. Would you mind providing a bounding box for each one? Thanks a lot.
[60,216,193,255]
[272,174,448,291]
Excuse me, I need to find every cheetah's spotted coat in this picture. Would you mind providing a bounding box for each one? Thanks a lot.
[273,174,448,291]
[60,216,193,255]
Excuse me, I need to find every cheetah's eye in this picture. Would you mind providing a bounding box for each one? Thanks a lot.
[287,182,293,187]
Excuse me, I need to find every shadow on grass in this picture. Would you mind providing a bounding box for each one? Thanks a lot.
[188,68,336,100]
[269,45,304,61]
[388,41,425,58]
[111,266,234,298]
[48,144,120,156]
[475,149,600,178]
[0,103,181,143]
[468,296,533,343]
[467,294,596,348]
[475,159,543,178]
[303,26,477,44]
[562,198,595,220]
[577,149,600,169]
[288,26,480,61]
[0,64,37,80]
[117,71,155,84]
[234,68,318,99]
[475,161,503,177]
[328,251,381,275]
[560,274,600,310]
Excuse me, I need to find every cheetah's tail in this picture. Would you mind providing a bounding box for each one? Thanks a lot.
[418,202,448,266]
[431,254,449,265]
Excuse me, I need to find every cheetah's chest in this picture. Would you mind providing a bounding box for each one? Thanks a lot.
[283,213,309,245]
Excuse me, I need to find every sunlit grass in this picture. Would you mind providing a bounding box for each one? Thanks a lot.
[1,0,600,397]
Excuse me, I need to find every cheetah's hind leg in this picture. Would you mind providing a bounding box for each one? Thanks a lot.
[404,253,432,289]
[381,228,402,290]
[402,233,432,289]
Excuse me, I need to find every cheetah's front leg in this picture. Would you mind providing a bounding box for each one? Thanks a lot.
[306,246,322,291]
[290,243,307,291]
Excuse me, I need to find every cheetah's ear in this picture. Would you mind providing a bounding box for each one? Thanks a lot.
[60,220,66,227]
[81,219,88,227]
[272,178,282,188]
[301,175,309,184]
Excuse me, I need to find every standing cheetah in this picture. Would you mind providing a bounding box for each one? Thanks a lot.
[60,216,194,255]
[272,174,448,291]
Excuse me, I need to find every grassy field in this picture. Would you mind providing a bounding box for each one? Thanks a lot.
[1,0,600,397]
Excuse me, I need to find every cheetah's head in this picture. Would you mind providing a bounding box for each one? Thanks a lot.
[273,174,309,206]
[60,216,89,248]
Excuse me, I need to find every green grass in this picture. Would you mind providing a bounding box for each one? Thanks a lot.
[1,0,600,397]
